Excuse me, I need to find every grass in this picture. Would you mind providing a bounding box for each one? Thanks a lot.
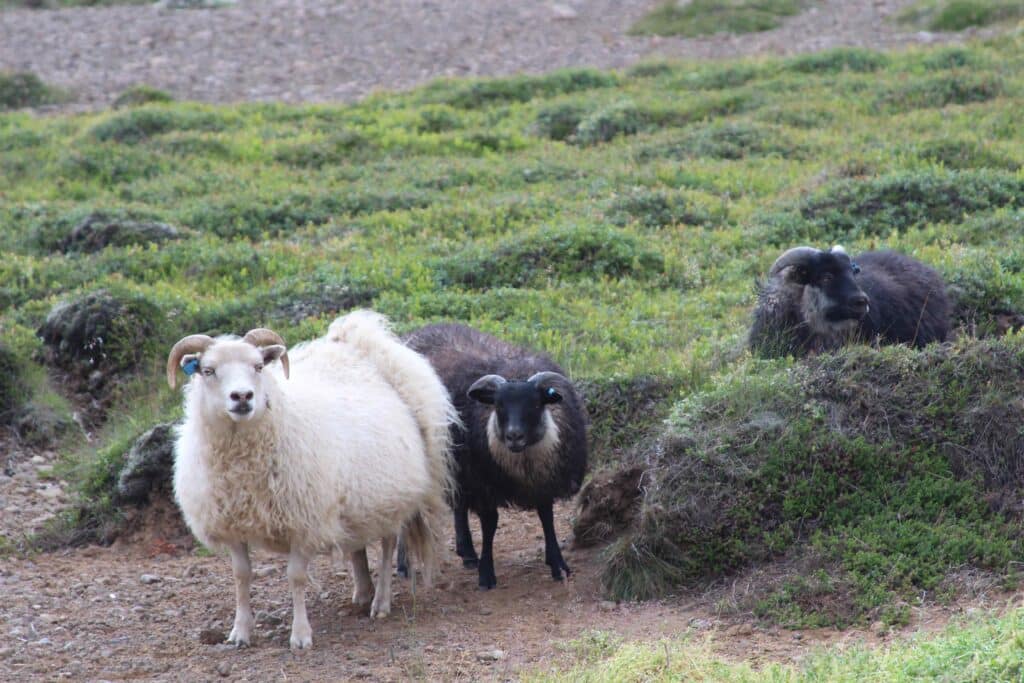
[527,609,1024,681]
[1,37,1024,623]
[898,0,1024,31]
[629,0,810,38]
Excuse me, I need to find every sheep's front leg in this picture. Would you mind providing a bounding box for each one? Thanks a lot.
[537,502,570,581]
[371,536,395,618]
[227,542,255,647]
[477,508,499,590]
[287,548,313,649]
[350,548,374,608]
[454,502,479,568]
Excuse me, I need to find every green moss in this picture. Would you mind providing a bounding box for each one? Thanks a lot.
[572,100,649,146]
[0,344,29,423]
[602,341,1024,624]
[914,138,1021,171]
[638,122,805,161]
[0,71,64,110]
[898,0,1024,31]
[436,223,667,289]
[112,85,174,109]
[607,188,713,228]
[629,0,808,38]
[874,74,1004,113]
[422,68,618,109]
[89,108,229,144]
[786,47,890,74]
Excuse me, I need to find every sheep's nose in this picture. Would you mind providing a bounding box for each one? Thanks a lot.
[505,428,527,452]
[849,293,869,315]
[230,390,254,402]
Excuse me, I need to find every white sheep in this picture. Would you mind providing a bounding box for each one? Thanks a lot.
[166,310,455,649]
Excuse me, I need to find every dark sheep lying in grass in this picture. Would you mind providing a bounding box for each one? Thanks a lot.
[749,245,951,357]
[398,323,588,589]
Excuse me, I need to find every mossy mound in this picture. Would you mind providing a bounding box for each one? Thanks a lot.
[638,122,805,161]
[37,289,163,387]
[59,212,180,254]
[785,48,890,74]
[422,68,618,109]
[112,85,174,109]
[791,170,1024,242]
[601,340,1024,626]
[607,188,713,229]
[436,224,666,289]
[89,108,230,144]
[0,344,29,424]
[0,71,63,110]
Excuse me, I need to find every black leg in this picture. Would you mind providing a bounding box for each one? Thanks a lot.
[396,536,409,579]
[454,502,479,568]
[537,502,570,581]
[477,508,499,590]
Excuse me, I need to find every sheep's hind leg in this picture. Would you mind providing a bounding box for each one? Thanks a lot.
[371,536,395,618]
[477,508,498,590]
[454,502,479,568]
[227,542,255,647]
[287,548,314,649]
[537,502,570,581]
[350,549,374,608]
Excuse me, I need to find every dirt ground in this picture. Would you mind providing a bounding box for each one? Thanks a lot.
[2,499,1020,682]
[0,0,1007,113]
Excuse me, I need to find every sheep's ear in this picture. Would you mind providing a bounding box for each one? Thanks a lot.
[468,374,506,405]
[261,345,289,379]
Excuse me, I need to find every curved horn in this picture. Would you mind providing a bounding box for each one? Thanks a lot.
[242,328,290,379]
[166,335,215,389]
[527,371,567,388]
[768,246,823,278]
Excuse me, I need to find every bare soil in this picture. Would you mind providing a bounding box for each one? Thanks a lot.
[0,0,1007,114]
[2,500,1020,682]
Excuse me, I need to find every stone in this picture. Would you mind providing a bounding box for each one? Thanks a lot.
[139,574,162,585]
[476,649,505,662]
[61,212,179,255]
[199,629,226,645]
[216,661,232,677]
[115,423,177,505]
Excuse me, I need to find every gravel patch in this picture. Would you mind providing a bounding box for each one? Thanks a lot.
[0,0,1004,113]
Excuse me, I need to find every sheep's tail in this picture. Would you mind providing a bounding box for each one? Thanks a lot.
[327,310,458,585]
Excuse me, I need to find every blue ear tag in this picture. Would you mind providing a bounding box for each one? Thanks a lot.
[546,387,558,399]
[182,358,199,376]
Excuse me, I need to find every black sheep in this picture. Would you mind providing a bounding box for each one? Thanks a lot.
[399,323,588,589]
[749,246,951,357]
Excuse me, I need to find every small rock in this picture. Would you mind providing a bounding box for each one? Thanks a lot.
[870,621,887,635]
[30,455,46,465]
[551,3,577,20]
[254,566,276,578]
[479,607,493,616]
[688,618,712,630]
[598,600,618,612]
[199,629,226,645]
[139,574,162,585]
[32,638,53,647]
[39,485,63,499]
[792,632,803,641]
[216,661,232,677]
[726,623,753,637]
[476,649,505,662]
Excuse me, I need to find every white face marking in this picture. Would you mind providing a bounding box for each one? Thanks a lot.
[196,341,269,424]
[486,410,561,483]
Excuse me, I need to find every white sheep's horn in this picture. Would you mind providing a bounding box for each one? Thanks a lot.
[242,328,290,379]
[768,246,823,278]
[166,334,215,389]
[527,371,567,387]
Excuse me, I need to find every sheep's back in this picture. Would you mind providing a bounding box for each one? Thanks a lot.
[855,251,951,346]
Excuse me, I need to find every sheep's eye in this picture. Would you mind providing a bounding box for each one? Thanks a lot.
[201,367,215,377]
[254,364,264,373]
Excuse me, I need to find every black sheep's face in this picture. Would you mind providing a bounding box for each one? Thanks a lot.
[468,376,562,453]
[791,249,870,327]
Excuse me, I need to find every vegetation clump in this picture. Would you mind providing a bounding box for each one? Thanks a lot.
[436,224,665,289]
[638,121,804,161]
[898,0,1024,31]
[786,47,890,74]
[0,344,29,424]
[423,68,618,109]
[629,0,808,38]
[873,73,1004,113]
[602,340,1024,625]
[0,71,63,110]
[89,108,229,144]
[112,85,174,109]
